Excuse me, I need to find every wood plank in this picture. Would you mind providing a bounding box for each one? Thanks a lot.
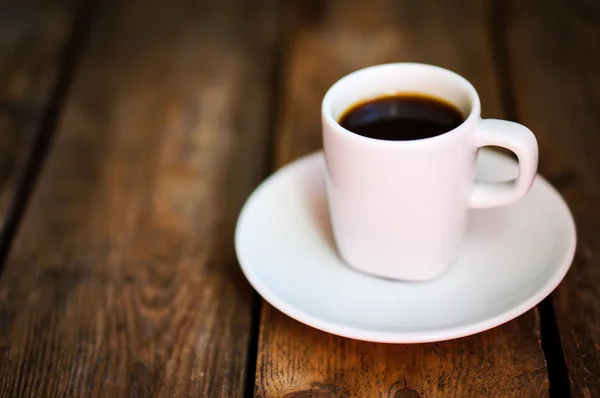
[0,0,278,396]
[256,1,549,396]
[506,0,600,396]
[0,0,77,237]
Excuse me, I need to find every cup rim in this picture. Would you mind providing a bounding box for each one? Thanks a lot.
[321,63,481,146]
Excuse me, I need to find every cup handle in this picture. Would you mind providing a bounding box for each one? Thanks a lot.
[469,119,539,208]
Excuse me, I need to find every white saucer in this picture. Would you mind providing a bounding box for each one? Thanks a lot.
[235,150,576,343]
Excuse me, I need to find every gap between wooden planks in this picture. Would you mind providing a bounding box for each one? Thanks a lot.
[0,0,79,246]
[255,1,549,397]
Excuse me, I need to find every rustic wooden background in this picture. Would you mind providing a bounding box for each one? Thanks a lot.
[0,0,598,397]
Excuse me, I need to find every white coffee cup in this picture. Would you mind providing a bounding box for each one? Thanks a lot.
[321,63,538,281]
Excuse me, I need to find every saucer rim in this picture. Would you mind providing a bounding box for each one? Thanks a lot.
[235,151,577,343]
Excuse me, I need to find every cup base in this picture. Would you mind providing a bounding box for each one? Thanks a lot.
[337,250,457,282]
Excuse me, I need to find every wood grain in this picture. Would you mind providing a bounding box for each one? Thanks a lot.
[256,1,549,396]
[506,0,600,396]
[0,0,77,233]
[0,0,278,396]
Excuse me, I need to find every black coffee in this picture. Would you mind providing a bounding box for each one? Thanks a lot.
[338,94,464,141]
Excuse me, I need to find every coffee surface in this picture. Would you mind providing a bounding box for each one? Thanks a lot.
[339,94,464,141]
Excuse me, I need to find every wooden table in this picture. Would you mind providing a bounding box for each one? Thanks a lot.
[0,0,598,396]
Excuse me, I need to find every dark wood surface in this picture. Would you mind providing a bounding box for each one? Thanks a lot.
[0,0,278,396]
[506,1,600,396]
[256,1,548,397]
[0,0,597,396]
